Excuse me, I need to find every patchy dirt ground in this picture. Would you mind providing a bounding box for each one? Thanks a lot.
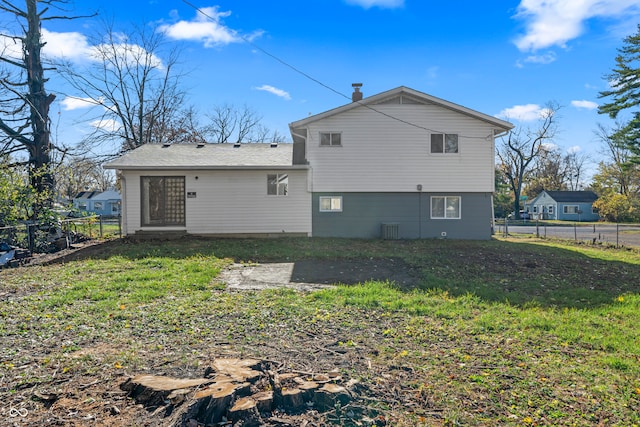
[1,240,423,427]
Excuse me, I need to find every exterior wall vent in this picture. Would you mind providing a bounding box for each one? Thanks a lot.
[381,223,399,240]
[233,143,241,148]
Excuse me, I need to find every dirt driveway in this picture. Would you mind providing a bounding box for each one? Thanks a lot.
[219,258,420,290]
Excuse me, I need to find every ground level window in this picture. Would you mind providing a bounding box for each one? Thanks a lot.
[563,205,579,214]
[141,176,185,226]
[320,196,342,212]
[431,196,461,219]
[267,174,288,195]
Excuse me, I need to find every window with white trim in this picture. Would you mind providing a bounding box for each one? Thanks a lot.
[431,196,461,219]
[320,132,341,146]
[430,133,458,153]
[319,196,342,212]
[548,205,554,214]
[563,205,579,214]
[267,174,288,196]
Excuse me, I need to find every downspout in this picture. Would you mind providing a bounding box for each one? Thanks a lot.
[118,171,127,236]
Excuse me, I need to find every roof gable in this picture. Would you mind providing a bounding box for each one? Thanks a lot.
[289,86,514,132]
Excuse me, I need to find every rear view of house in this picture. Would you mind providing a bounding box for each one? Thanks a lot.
[289,85,513,239]
[105,85,513,240]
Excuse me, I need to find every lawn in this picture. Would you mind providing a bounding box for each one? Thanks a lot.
[0,236,638,426]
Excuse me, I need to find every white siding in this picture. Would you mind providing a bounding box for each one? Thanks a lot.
[304,103,497,192]
[121,169,311,236]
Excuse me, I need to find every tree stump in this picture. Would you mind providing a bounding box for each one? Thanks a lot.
[313,383,351,411]
[210,358,262,382]
[298,381,320,401]
[120,375,213,407]
[252,390,274,413]
[194,382,237,424]
[228,397,261,426]
[281,388,304,410]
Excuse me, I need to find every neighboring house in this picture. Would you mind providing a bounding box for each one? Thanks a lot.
[527,190,599,221]
[73,189,122,217]
[105,86,513,239]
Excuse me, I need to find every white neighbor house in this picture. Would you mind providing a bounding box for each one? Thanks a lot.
[105,86,513,239]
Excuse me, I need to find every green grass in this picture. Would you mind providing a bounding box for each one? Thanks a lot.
[1,236,639,426]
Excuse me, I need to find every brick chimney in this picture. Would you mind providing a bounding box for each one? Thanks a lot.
[351,83,363,102]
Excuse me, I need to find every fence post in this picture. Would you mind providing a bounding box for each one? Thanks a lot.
[27,224,35,254]
[99,215,103,238]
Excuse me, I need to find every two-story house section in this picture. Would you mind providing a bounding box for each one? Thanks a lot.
[289,85,514,239]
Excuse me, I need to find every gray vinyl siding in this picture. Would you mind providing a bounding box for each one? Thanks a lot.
[312,192,493,239]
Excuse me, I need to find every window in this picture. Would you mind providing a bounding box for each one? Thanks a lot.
[563,205,579,214]
[548,205,554,214]
[532,205,538,214]
[267,174,288,196]
[320,132,341,146]
[94,202,103,210]
[430,133,458,153]
[431,196,461,219]
[319,196,342,212]
[111,202,120,213]
[141,176,185,226]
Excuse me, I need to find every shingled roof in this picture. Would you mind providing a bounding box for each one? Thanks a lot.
[104,143,306,170]
[544,191,598,203]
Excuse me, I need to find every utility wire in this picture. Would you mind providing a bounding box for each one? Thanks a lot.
[181,0,503,140]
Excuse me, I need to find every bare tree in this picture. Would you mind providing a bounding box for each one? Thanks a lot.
[0,0,87,213]
[55,156,115,202]
[496,102,560,219]
[205,104,281,143]
[591,122,640,197]
[57,21,187,156]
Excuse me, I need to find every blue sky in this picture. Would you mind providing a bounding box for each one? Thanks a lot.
[5,0,640,179]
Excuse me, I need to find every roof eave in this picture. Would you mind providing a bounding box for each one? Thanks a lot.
[103,164,309,171]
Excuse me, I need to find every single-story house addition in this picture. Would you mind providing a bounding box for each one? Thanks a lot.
[105,86,514,239]
[527,190,599,221]
[73,189,121,217]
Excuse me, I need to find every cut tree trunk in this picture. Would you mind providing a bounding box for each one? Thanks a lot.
[313,383,351,411]
[228,397,261,426]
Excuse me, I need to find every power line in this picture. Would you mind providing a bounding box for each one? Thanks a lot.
[181,0,502,140]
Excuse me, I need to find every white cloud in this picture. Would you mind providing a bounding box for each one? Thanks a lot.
[90,118,121,132]
[567,145,582,154]
[345,0,404,9]
[158,7,242,47]
[42,29,92,61]
[255,85,291,100]
[514,0,640,51]
[60,96,101,111]
[571,100,598,110]
[524,51,557,64]
[497,104,549,121]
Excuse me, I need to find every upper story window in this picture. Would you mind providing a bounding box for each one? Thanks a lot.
[320,132,341,146]
[430,133,458,154]
[267,174,288,196]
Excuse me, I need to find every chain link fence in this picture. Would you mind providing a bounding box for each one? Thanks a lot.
[494,219,640,249]
[0,215,121,254]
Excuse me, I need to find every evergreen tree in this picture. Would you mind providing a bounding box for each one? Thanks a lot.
[599,25,640,161]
